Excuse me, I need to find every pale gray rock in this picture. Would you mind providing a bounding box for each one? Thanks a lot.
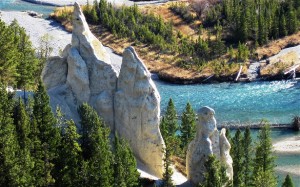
[41,56,67,89]
[186,106,216,185]
[41,44,70,89]
[186,106,233,185]
[42,3,165,178]
[115,47,165,177]
[66,47,90,104]
[220,128,233,181]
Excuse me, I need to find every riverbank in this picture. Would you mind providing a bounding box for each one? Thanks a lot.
[274,136,300,154]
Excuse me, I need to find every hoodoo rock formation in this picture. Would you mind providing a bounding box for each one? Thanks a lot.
[42,3,164,177]
[186,106,233,185]
[115,47,165,177]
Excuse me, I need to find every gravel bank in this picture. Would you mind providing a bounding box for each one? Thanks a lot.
[1,11,70,56]
[0,10,122,69]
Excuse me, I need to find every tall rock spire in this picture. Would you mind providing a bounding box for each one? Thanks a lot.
[115,47,165,177]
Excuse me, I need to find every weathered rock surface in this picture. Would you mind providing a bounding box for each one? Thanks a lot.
[186,106,233,185]
[42,3,164,178]
[220,128,233,180]
[115,47,165,177]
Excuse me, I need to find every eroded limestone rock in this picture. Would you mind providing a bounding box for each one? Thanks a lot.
[186,106,233,185]
[220,128,233,180]
[115,47,165,177]
[42,2,117,130]
[42,3,164,178]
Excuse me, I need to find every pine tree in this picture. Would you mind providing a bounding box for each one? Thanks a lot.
[10,20,38,90]
[13,98,30,149]
[163,98,178,138]
[32,80,61,186]
[78,103,113,186]
[180,102,196,152]
[12,98,35,186]
[55,120,83,186]
[162,136,175,187]
[282,174,295,187]
[200,155,230,187]
[113,134,140,187]
[0,20,19,84]
[232,129,243,187]
[33,80,61,152]
[0,85,24,186]
[252,121,277,187]
[243,127,252,186]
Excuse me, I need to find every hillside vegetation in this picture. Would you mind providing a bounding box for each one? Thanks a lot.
[51,0,300,83]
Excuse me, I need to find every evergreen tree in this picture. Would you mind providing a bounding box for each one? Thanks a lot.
[33,80,61,152]
[13,98,30,149]
[252,121,277,187]
[200,155,230,187]
[282,174,295,187]
[180,102,196,152]
[164,98,178,138]
[162,136,174,187]
[78,103,113,186]
[243,127,252,186]
[32,80,61,186]
[0,85,24,186]
[113,134,140,187]
[232,129,243,187]
[55,120,83,186]
[0,20,19,84]
[10,20,38,90]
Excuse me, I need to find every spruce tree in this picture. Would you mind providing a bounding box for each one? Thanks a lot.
[232,129,243,187]
[55,120,83,186]
[32,80,61,185]
[10,20,38,90]
[78,103,113,187]
[13,99,30,149]
[164,98,178,138]
[243,127,252,186]
[0,20,19,84]
[12,98,34,186]
[162,136,174,187]
[252,122,277,187]
[282,174,295,187]
[113,134,140,187]
[0,85,24,186]
[200,155,230,187]
[180,102,196,152]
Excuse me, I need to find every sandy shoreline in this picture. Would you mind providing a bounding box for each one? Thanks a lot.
[273,136,300,154]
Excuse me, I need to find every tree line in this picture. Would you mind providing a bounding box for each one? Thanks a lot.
[159,98,295,187]
[205,0,300,45]
[0,82,140,186]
